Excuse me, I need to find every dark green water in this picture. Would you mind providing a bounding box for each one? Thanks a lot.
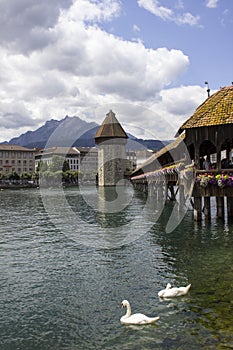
[0,187,232,350]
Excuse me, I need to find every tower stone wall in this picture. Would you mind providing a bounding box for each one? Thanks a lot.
[94,111,128,187]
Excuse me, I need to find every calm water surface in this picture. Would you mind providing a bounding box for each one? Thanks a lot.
[0,187,232,350]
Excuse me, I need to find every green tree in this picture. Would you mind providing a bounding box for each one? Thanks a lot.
[53,170,63,183]
[21,172,32,180]
[62,160,70,172]
[8,171,20,182]
[72,171,79,182]
[40,160,48,171]
[49,155,64,172]
[37,160,46,172]
[63,170,71,183]
[32,172,39,185]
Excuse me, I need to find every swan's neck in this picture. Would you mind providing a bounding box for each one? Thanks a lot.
[125,303,131,318]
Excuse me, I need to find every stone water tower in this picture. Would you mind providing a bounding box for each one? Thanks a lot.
[94,110,128,186]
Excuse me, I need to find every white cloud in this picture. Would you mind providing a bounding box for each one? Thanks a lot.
[0,0,72,53]
[206,0,219,8]
[0,0,206,142]
[0,100,38,131]
[1,113,36,130]
[138,0,173,21]
[138,0,200,26]
[65,0,121,23]
[176,12,200,26]
[133,24,141,33]
[143,85,207,139]
[90,85,207,140]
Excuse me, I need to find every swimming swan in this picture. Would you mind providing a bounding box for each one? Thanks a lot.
[158,283,191,298]
[120,300,160,325]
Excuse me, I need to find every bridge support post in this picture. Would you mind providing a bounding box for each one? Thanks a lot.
[203,197,211,220]
[227,197,233,218]
[216,197,224,219]
[164,181,168,203]
[194,197,202,221]
[157,182,163,200]
[169,185,176,201]
[178,185,185,212]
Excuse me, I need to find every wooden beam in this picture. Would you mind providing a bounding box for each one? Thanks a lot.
[203,197,211,220]
[194,197,202,221]
[227,197,233,218]
[178,185,185,211]
[216,197,224,219]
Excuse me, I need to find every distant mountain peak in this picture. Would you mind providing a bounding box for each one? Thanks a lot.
[6,115,168,151]
[8,115,98,149]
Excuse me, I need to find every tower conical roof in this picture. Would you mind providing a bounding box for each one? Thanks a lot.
[94,110,128,140]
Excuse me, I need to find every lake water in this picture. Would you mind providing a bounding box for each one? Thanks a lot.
[0,186,232,350]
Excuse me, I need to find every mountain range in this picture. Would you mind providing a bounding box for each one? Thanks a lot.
[3,115,170,151]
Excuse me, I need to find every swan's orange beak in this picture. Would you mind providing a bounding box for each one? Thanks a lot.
[121,303,124,308]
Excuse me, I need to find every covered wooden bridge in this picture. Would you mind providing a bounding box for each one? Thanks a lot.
[130,85,233,221]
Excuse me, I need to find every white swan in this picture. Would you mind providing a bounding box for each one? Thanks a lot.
[120,300,160,325]
[158,283,191,298]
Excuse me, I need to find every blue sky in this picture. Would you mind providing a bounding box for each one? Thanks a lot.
[0,0,232,142]
[107,0,232,88]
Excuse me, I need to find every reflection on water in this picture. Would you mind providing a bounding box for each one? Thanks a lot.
[0,187,232,350]
[96,186,134,227]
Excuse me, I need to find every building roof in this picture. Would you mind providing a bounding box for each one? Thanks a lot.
[178,85,233,134]
[0,144,34,151]
[36,147,80,156]
[77,147,98,153]
[94,110,128,140]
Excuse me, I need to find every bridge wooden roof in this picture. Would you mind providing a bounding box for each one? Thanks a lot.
[131,133,185,176]
[177,85,233,134]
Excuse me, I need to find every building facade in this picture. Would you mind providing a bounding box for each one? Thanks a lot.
[35,146,99,183]
[35,147,80,171]
[0,144,35,175]
[78,147,98,182]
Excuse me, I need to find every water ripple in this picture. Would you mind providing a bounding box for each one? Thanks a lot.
[0,188,232,349]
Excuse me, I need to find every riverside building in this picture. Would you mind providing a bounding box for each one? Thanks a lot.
[0,144,35,176]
